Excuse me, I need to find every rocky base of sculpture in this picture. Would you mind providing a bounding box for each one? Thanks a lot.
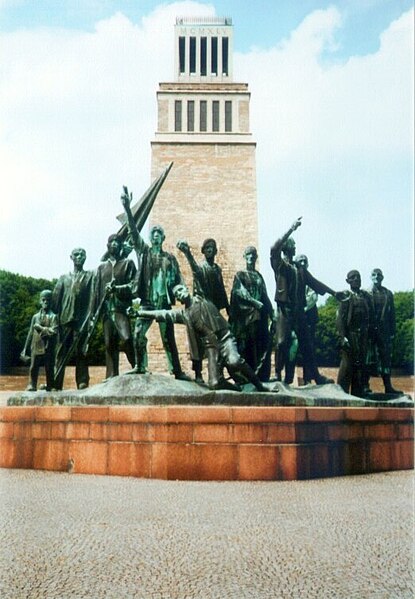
[6,373,414,407]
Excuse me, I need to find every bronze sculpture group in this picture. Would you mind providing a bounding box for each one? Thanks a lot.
[21,186,402,398]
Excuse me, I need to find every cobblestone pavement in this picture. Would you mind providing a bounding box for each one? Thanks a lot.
[0,470,413,599]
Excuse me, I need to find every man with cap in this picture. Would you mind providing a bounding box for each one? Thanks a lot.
[177,237,229,382]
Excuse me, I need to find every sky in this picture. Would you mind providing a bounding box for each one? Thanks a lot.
[0,0,413,296]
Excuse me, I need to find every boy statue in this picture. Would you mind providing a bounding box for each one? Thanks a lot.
[21,289,58,391]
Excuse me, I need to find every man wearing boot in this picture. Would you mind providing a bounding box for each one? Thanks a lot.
[137,284,271,393]
[93,234,136,379]
[230,246,274,381]
[121,190,190,380]
[270,217,339,385]
[367,268,402,394]
[177,237,229,383]
[52,247,95,390]
[336,270,374,397]
[21,289,58,392]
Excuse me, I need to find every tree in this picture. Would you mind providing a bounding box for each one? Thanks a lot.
[392,291,414,373]
[314,296,339,366]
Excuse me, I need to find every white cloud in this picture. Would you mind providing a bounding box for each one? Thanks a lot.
[235,7,413,291]
[0,2,413,294]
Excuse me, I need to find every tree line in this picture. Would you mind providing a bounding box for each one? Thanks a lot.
[0,268,413,374]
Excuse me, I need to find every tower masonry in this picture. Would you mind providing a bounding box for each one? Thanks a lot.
[150,16,258,292]
[147,16,258,374]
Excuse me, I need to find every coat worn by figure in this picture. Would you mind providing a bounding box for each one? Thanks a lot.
[131,233,184,376]
[52,270,95,389]
[368,285,396,375]
[230,269,273,380]
[336,289,374,397]
[190,259,229,312]
[94,257,137,378]
[270,239,334,384]
[22,309,58,391]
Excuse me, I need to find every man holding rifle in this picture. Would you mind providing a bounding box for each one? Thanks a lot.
[52,248,95,390]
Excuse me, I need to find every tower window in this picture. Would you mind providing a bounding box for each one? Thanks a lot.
[187,101,194,132]
[175,100,182,132]
[200,100,207,132]
[222,37,229,75]
[211,37,218,75]
[212,100,219,132]
[179,37,185,74]
[189,37,196,74]
[200,37,207,76]
[225,101,232,132]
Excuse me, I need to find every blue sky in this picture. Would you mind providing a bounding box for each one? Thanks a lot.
[1,0,412,57]
[0,0,413,294]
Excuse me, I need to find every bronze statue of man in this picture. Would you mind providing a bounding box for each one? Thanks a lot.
[366,268,401,394]
[137,284,271,393]
[177,238,229,382]
[294,254,320,384]
[230,246,273,381]
[336,270,374,397]
[121,190,189,380]
[52,248,95,390]
[21,289,58,392]
[93,234,136,379]
[270,217,338,385]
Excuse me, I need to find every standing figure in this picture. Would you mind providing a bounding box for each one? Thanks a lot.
[137,284,271,392]
[20,289,58,391]
[230,246,273,381]
[93,234,136,379]
[367,268,402,394]
[270,217,338,385]
[294,254,319,384]
[121,190,189,380]
[336,270,374,397]
[52,248,95,390]
[177,238,229,382]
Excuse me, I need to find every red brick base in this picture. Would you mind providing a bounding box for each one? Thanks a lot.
[0,406,413,480]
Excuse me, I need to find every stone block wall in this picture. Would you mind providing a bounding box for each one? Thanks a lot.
[1,406,413,481]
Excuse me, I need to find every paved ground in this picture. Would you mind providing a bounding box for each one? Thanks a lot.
[0,469,413,599]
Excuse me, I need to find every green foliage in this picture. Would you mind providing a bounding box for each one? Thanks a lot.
[315,296,339,366]
[392,291,414,373]
[0,269,105,372]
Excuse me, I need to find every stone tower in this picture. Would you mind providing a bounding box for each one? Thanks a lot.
[147,16,258,374]
[150,16,258,291]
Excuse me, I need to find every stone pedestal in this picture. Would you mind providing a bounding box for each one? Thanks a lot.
[1,400,413,481]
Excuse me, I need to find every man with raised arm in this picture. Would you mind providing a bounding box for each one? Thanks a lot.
[177,237,229,382]
[270,217,339,385]
[120,189,189,380]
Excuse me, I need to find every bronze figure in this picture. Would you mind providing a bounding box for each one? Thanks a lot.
[52,248,95,390]
[21,290,58,392]
[137,284,271,392]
